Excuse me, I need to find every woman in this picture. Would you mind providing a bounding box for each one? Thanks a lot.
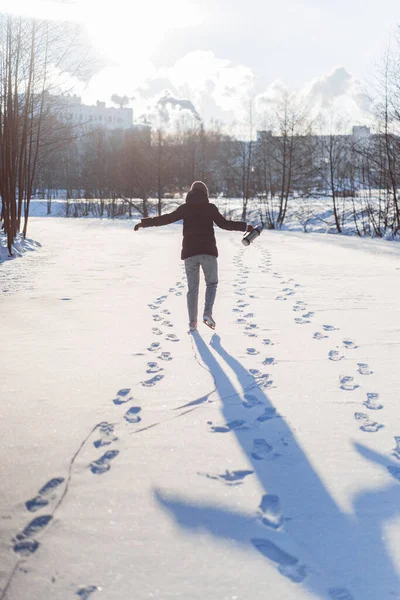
[134,181,253,331]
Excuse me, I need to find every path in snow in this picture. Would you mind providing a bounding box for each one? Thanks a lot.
[1,218,400,600]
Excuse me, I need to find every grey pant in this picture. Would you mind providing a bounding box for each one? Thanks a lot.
[184,254,218,323]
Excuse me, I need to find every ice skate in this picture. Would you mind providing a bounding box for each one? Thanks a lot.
[203,314,216,330]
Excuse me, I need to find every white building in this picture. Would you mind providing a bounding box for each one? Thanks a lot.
[58,95,134,131]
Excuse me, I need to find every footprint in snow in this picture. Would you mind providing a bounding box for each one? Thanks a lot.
[13,515,53,556]
[244,313,255,318]
[328,588,355,600]
[323,324,338,331]
[175,292,183,296]
[263,357,276,366]
[142,374,164,387]
[257,407,279,422]
[262,338,274,346]
[354,412,383,433]
[233,308,244,313]
[343,339,358,349]
[313,332,328,340]
[90,450,119,474]
[392,436,400,460]
[236,318,247,324]
[113,388,132,405]
[357,363,373,375]
[251,438,273,460]
[148,342,161,352]
[76,586,99,600]
[363,392,383,410]
[198,469,254,486]
[242,393,263,409]
[93,422,118,448]
[246,323,258,330]
[275,295,288,301]
[293,305,305,312]
[295,317,310,325]
[168,288,176,292]
[259,494,283,529]
[249,368,265,378]
[148,304,158,310]
[340,376,359,391]
[208,420,247,433]
[302,312,314,319]
[251,538,307,583]
[124,406,142,423]
[161,309,171,315]
[257,378,273,390]
[147,362,163,373]
[247,348,259,355]
[152,328,163,336]
[159,351,173,361]
[244,332,258,338]
[166,334,179,342]
[13,539,40,556]
[153,314,162,322]
[329,350,344,361]
[162,320,174,328]
[25,478,65,513]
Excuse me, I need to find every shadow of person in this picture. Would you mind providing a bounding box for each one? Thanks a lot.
[155,332,400,599]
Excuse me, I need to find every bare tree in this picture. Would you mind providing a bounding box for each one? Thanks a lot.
[0,12,91,253]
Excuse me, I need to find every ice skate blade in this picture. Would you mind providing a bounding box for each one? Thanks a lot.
[203,319,216,330]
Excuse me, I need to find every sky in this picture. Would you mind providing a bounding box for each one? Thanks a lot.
[1,0,400,131]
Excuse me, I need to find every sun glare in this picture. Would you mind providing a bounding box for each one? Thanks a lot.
[0,0,204,64]
[80,0,204,63]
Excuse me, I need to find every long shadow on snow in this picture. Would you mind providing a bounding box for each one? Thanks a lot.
[155,332,400,599]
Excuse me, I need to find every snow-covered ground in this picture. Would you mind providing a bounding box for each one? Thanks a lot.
[1,217,400,600]
[25,194,388,238]
[0,232,41,263]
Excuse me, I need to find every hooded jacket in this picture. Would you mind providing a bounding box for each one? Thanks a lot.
[139,189,248,259]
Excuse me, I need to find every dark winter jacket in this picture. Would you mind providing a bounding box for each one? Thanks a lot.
[140,189,248,259]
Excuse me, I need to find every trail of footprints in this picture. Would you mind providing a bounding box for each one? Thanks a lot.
[9,277,186,598]
[263,246,387,438]
[205,247,400,594]
[205,250,307,585]
[263,249,400,493]
[90,280,185,477]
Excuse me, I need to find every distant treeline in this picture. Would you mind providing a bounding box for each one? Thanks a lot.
[34,121,400,238]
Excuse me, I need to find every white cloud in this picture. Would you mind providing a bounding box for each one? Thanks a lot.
[255,67,372,130]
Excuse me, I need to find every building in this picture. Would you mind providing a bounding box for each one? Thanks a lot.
[58,95,133,130]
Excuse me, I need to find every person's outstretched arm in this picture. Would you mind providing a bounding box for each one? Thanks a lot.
[211,204,253,232]
[134,205,185,231]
